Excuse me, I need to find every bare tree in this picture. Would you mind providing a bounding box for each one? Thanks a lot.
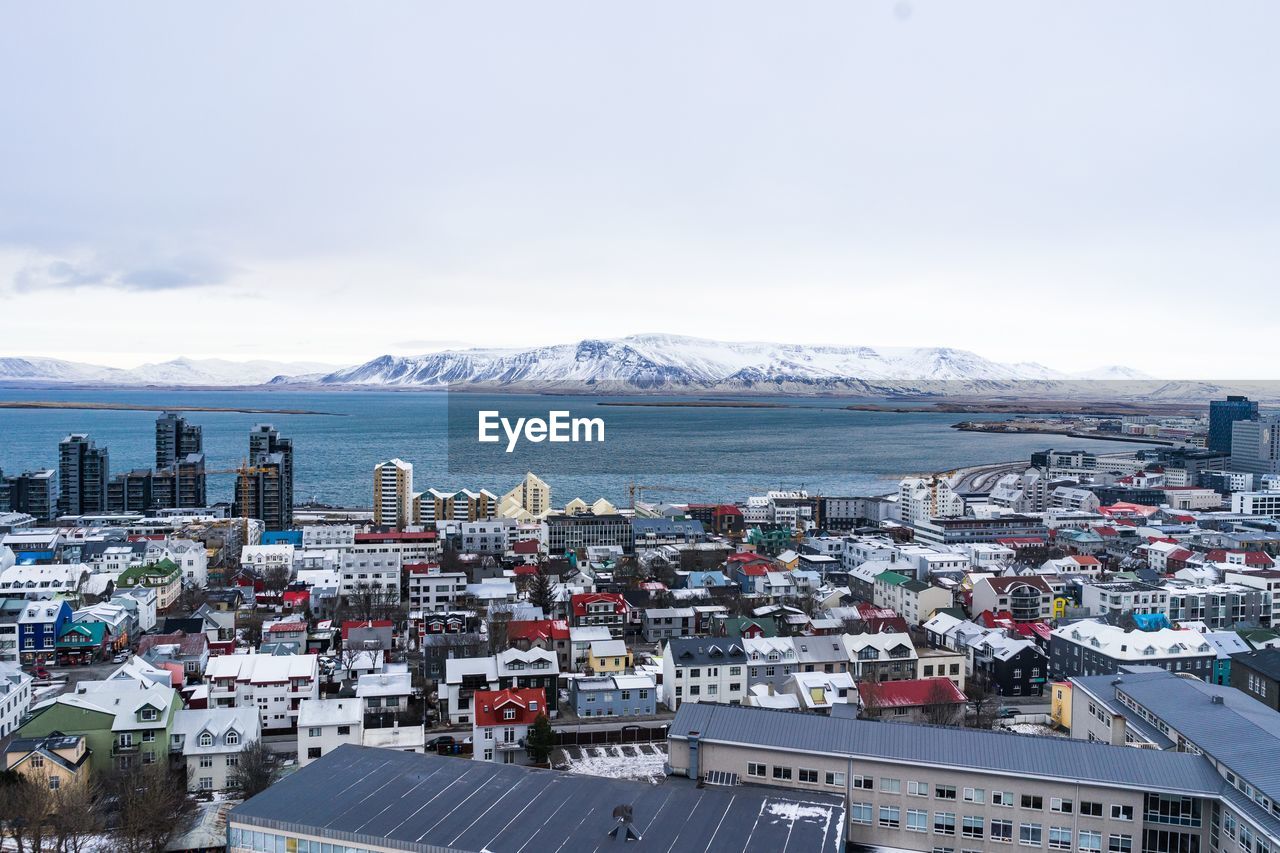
[111,761,191,853]
[342,582,404,624]
[921,679,962,727]
[49,776,103,853]
[227,740,276,800]
[486,605,514,656]
[965,678,1000,730]
[0,774,53,853]
[262,565,292,597]
[856,677,882,719]
[177,582,209,615]
[240,609,266,647]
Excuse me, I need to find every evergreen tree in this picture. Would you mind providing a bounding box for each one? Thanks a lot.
[525,713,555,764]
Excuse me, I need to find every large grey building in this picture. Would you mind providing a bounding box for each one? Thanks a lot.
[546,512,632,555]
[56,433,108,517]
[1231,417,1280,476]
[670,700,1280,853]
[235,424,293,530]
[1049,620,1216,680]
[1209,396,1259,454]
[155,412,203,469]
[0,469,57,522]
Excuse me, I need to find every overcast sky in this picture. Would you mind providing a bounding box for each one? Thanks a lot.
[1,1,1277,378]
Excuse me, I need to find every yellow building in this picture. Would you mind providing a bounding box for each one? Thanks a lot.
[4,733,92,790]
[1050,681,1072,731]
[586,639,633,674]
[373,458,414,530]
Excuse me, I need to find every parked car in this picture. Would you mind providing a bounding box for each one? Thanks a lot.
[32,665,51,680]
[112,653,128,664]
[997,706,1018,718]
[425,735,455,749]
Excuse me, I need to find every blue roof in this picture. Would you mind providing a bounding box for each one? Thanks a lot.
[1133,613,1172,631]
[260,531,302,545]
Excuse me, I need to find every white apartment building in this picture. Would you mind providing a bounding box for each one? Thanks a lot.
[0,663,33,739]
[462,519,516,554]
[297,698,362,766]
[1233,490,1280,516]
[1080,582,1170,619]
[898,477,965,528]
[340,552,401,599]
[170,707,261,792]
[145,538,208,587]
[207,653,319,731]
[240,544,295,573]
[660,637,749,710]
[407,566,468,612]
[302,525,357,548]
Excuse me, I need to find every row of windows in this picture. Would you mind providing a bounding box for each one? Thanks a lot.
[850,807,1132,852]
[846,775,1126,819]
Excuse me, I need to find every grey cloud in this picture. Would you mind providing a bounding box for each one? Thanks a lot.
[10,254,236,293]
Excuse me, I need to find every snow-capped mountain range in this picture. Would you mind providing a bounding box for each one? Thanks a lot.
[6,334,1238,398]
[0,356,343,387]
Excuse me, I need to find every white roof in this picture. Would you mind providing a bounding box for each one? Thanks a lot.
[171,707,259,754]
[444,656,498,684]
[206,652,318,683]
[569,626,613,644]
[356,670,413,698]
[298,697,363,727]
[589,639,629,658]
[1052,620,1214,660]
[745,683,802,710]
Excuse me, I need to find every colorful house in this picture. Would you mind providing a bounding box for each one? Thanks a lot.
[17,599,73,666]
[4,733,92,789]
[117,558,183,611]
[57,621,110,665]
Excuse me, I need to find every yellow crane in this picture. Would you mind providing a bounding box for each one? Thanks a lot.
[203,459,279,546]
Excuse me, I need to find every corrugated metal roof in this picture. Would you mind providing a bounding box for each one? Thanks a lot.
[670,703,1224,796]
[231,745,846,852]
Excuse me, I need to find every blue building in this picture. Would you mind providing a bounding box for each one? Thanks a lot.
[1209,395,1258,454]
[568,674,657,718]
[261,530,303,546]
[18,599,73,665]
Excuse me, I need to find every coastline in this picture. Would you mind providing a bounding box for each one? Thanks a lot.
[0,401,342,416]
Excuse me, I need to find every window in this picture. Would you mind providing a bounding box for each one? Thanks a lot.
[963,816,985,839]
[881,778,902,794]
[1048,828,1071,850]
[199,756,213,768]
[336,725,351,735]
[936,785,958,800]
[935,812,956,835]
[198,732,213,747]
[909,780,930,797]
[1108,836,1132,853]
[992,819,1014,843]
[852,775,873,790]
[907,810,929,832]
[773,765,792,781]
[1022,795,1044,810]
[825,771,846,787]
[993,791,1014,808]
[307,727,321,738]
[140,708,158,722]
[880,806,901,829]
[1111,806,1133,822]
[1080,802,1103,818]
[1020,823,1043,846]
[199,777,212,790]
[503,708,516,720]
[799,768,818,784]
[965,788,986,804]
[1079,831,1102,852]
[48,776,60,790]
[1050,798,1073,814]
[851,803,873,825]
[747,762,766,778]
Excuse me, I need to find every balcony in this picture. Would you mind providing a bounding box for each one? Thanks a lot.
[112,742,140,755]
[495,739,524,751]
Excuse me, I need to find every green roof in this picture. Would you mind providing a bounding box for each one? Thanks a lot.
[876,570,913,586]
[58,621,107,645]
[717,617,779,638]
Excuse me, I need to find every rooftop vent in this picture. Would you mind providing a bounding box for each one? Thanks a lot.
[1210,695,1224,705]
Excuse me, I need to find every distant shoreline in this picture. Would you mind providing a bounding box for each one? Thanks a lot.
[0,401,342,416]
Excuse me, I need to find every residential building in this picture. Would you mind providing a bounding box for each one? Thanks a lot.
[471,687,545,765]
[17,599,73,665]
[1229,648,1280,711]
[18,680,182,772]
[57,433,109,517]
[406,564,467,612]
[546,512,632,555]
[570,592,629,637]
[0,662,33,739]
[642,607,696,642]
[971,575,1059,622]
[585,638,632,674]
[567,674,657,718]
[1081,581,1170,620]
[743,635,798,692]
[969,633,1049,696]
[915,647,966,691]
[117,558,183,611]
[843,633,918,682]
[1049,619,1216,679]
[234,424,294,530]
[913,514,1049,547]
[442,647,560,725]
[373,458,414,530]
[1,469,58,522]
[206,653,319,731]
[3,733,91,789]
[1164,581,1268,629]
[297,698,363,766]
[857,676,967,723]
[171,707,261,792]
[660,636,749,710]
[875,572,952,624]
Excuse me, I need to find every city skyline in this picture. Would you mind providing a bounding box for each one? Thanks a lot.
[2,2,1279,378]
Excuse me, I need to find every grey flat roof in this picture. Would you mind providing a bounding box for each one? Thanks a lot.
[231,745,846,853]
[670,703,1225,796]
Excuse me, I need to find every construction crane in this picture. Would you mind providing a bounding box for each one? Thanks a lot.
[627,482,703,512]
[203,459,279,546]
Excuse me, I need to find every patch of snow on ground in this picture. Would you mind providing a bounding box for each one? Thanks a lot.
[766,802,836,821]
[1002,722,1066,737]
[559,743,668,784]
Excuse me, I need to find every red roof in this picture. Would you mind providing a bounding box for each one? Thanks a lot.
[473,688,546,727]
[354,531,438,543]
[1206,550,1274,567]
[1069,555,1101,566]
[995,537,1046,548]
[727,551,770,563]
[507,619,570,643]
[739,563,771,576]
[340,619,393,639]
[268,620,307,634]
[512,540,540,554]
[404,563,441,574]
[512,564,539,576]
[570,593,627,617]
[282,590,310,605]
[859,677,966,708]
